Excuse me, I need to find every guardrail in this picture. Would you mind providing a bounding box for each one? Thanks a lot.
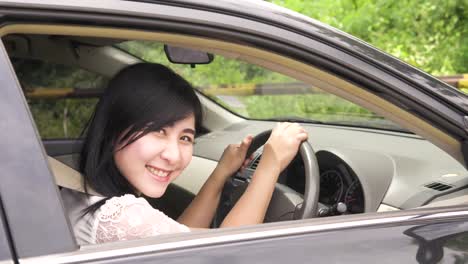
[25,75,468,99]
[438,74,468,89]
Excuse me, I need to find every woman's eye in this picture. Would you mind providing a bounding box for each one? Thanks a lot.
[180,135,194,143]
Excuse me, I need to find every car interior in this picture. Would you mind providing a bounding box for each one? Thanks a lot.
[2,24,468,242]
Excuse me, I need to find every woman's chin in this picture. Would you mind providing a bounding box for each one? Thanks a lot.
[136,170,174,198]
[141,185,168,198]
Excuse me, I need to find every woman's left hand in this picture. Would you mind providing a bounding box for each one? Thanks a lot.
[179,135,254,228]
[214,135,254,181]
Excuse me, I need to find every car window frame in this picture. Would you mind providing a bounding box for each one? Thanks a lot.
[0,39,77,258]
[0,197,14,264]
[2,32,468,262]
[0,1,468,262]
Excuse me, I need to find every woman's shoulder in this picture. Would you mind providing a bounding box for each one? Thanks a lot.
[93,194,190,244]
[97,194,150,222]
[107,194,146,204]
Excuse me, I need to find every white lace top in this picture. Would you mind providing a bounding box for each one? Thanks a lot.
[60,188,190,245]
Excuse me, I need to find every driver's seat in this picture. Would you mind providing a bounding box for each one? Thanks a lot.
[48,156,106,245]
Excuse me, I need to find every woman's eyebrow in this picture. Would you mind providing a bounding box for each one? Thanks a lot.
[183,128,196,135]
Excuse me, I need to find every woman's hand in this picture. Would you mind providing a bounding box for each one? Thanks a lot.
[219,123,308,227]
[214,135,254,181]
[263,122,308,172]
[178,135,253,228]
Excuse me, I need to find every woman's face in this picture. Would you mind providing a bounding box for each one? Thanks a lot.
[114,114,195,198]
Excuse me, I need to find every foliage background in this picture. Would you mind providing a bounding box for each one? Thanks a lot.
[270,0,467,75]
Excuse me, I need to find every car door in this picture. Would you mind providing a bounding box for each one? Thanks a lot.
[0,203,14,264]
[0,1,468,263]
[0,35,77,261]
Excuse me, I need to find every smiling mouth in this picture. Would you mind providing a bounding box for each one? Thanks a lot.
[145,165,171,180]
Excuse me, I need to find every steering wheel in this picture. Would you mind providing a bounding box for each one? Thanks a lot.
[214,130,320,225]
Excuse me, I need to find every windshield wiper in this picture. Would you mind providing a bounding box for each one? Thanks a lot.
[265,116,325,124]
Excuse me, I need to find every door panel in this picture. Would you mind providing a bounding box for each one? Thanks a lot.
[0,199,14,264]
[96,219,468,263]
[25,216,468,264]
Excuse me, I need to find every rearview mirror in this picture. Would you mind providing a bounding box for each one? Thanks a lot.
[164,45,213,66]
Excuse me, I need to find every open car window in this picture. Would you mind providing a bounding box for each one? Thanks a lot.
[3,31,467,255]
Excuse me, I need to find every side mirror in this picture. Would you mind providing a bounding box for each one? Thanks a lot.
[164,45,213,66]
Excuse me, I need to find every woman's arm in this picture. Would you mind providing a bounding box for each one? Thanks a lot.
[178,123,307,228]
[176,167,229,228]
[220,123,307,227]
[177,136,253,228]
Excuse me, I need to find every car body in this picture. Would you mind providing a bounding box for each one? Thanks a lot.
[0,0,468,263]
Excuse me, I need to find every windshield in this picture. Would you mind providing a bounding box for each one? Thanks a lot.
[117,40,407,132]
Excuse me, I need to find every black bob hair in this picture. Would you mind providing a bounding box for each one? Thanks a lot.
[79,63,203,214]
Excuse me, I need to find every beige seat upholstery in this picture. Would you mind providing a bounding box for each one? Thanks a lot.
[47,156,100,196]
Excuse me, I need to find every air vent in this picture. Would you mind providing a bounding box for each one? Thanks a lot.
[425,182,453,191]
[250,155,262,170]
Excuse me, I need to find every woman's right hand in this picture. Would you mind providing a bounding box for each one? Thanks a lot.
[264,122,308,172]
[218,122,308,227]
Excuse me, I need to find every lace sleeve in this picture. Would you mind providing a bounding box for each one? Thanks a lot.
[93,194,190,244]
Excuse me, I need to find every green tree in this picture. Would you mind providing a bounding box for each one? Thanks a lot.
[270,0,467,75]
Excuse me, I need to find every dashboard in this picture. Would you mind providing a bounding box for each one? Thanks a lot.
[192,120,468,213]
[251,150,365,217]
[314,151,364,214]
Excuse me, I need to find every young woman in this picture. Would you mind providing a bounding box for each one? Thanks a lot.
[62,63,308,244]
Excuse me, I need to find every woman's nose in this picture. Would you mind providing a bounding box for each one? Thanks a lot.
[160,140,181,163]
